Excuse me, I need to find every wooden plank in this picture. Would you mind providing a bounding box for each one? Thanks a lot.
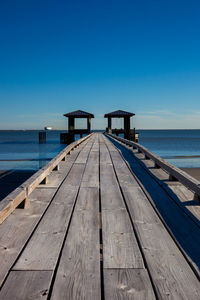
[104,269,156,300]
[102,208,144,269]
[166,184,200,223]
[109,151,138,186]
[149,168,169,181]
[88,149,99,163]
[108,134,200,199]
[108,136,200,269]
[42,141,88,188]
[63,163,86,186]
[121,184,200,299]
[14,137,95,270]
[100,138,143,269]
[102,135,118,152]
[0,134,93,225]
[100,163,120,189]
[0,188,27,224]
[81,162,99,188]
[0,136,94,287]
[0,271,52,300]
[14,186,79,270]
[122,160,200,273]
[75,143,93,164]
[100,143,112,164]
[106,135,200,298]
[51,187,101,300]
[81,138,99,188]
[0,187,56,286]
[44,161,73,188]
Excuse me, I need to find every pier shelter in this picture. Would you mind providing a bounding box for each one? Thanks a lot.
[62,110,94,143]
[104,110,137,141]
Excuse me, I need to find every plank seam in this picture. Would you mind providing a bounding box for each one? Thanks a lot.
[107,134,200,281]
[0,137,93,291]
[98,134,105,300]
[103,135,159,300]
[46,137,96,300]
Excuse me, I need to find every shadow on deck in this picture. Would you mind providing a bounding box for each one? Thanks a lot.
[109,136,200,274]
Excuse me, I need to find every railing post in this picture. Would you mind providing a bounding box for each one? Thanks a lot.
[169,174,177,181]
[194,193,200,203]
[53,165,59,171]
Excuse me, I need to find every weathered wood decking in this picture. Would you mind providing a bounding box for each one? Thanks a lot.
[0,133,200,299]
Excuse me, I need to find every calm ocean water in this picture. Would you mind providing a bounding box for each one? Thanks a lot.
[0,130,74,170]
[0,130,200,170]
[138,129,200,168]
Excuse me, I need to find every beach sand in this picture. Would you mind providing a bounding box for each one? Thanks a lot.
[181,168,200,181]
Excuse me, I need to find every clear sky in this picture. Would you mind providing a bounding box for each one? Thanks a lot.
[0,0,200,129]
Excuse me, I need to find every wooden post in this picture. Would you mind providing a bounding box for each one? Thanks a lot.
[169,174,177,181]
[68,117,75,132]
[53,165,59,171]
[40,176,48,184]
[124,117,130,140]
[194,193,200,203]
[17,196,29,209]
[87,118,91,132]
[39,132,46,144]
[60,133,74,144]
[108,117,112,133]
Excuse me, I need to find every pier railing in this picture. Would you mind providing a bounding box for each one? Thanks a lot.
[0,133,93,224]
[107,133,200,202]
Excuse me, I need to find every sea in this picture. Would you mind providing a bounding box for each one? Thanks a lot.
[0,129,200,171]
[0,129,200,201]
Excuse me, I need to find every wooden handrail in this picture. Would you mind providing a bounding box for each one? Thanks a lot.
[107,133,200,202]
[0,133,93,224]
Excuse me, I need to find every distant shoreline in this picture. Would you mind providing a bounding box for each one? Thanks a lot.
[1,129,200,131]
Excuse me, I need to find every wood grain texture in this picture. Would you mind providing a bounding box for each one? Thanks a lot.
[102,208,144,269]
[100,139,143,269]
[75,145,93,164]
[121,185,200,299]
[106,135,200,299]
[0,133,93,225]
[51,187,101,300]
[0,271,52,300]
[108,133,200,197]
[110,152,138,187]
[81,162,99,188]
[0,188,26,224]
[14,186,79,270]
[99,140,112,164]
[63,163,85,186]
[104,269,156,300]
[14,138,95,271]
[169,184,200,221]
[0,187,56,286]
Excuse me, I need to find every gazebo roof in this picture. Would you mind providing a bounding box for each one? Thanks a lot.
[64,110,94,118]
[104,110,135,118]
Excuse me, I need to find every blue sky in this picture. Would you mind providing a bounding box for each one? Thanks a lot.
[0,0,200,129]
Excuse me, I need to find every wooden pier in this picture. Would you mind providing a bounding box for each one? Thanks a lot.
[0,133,200,299]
